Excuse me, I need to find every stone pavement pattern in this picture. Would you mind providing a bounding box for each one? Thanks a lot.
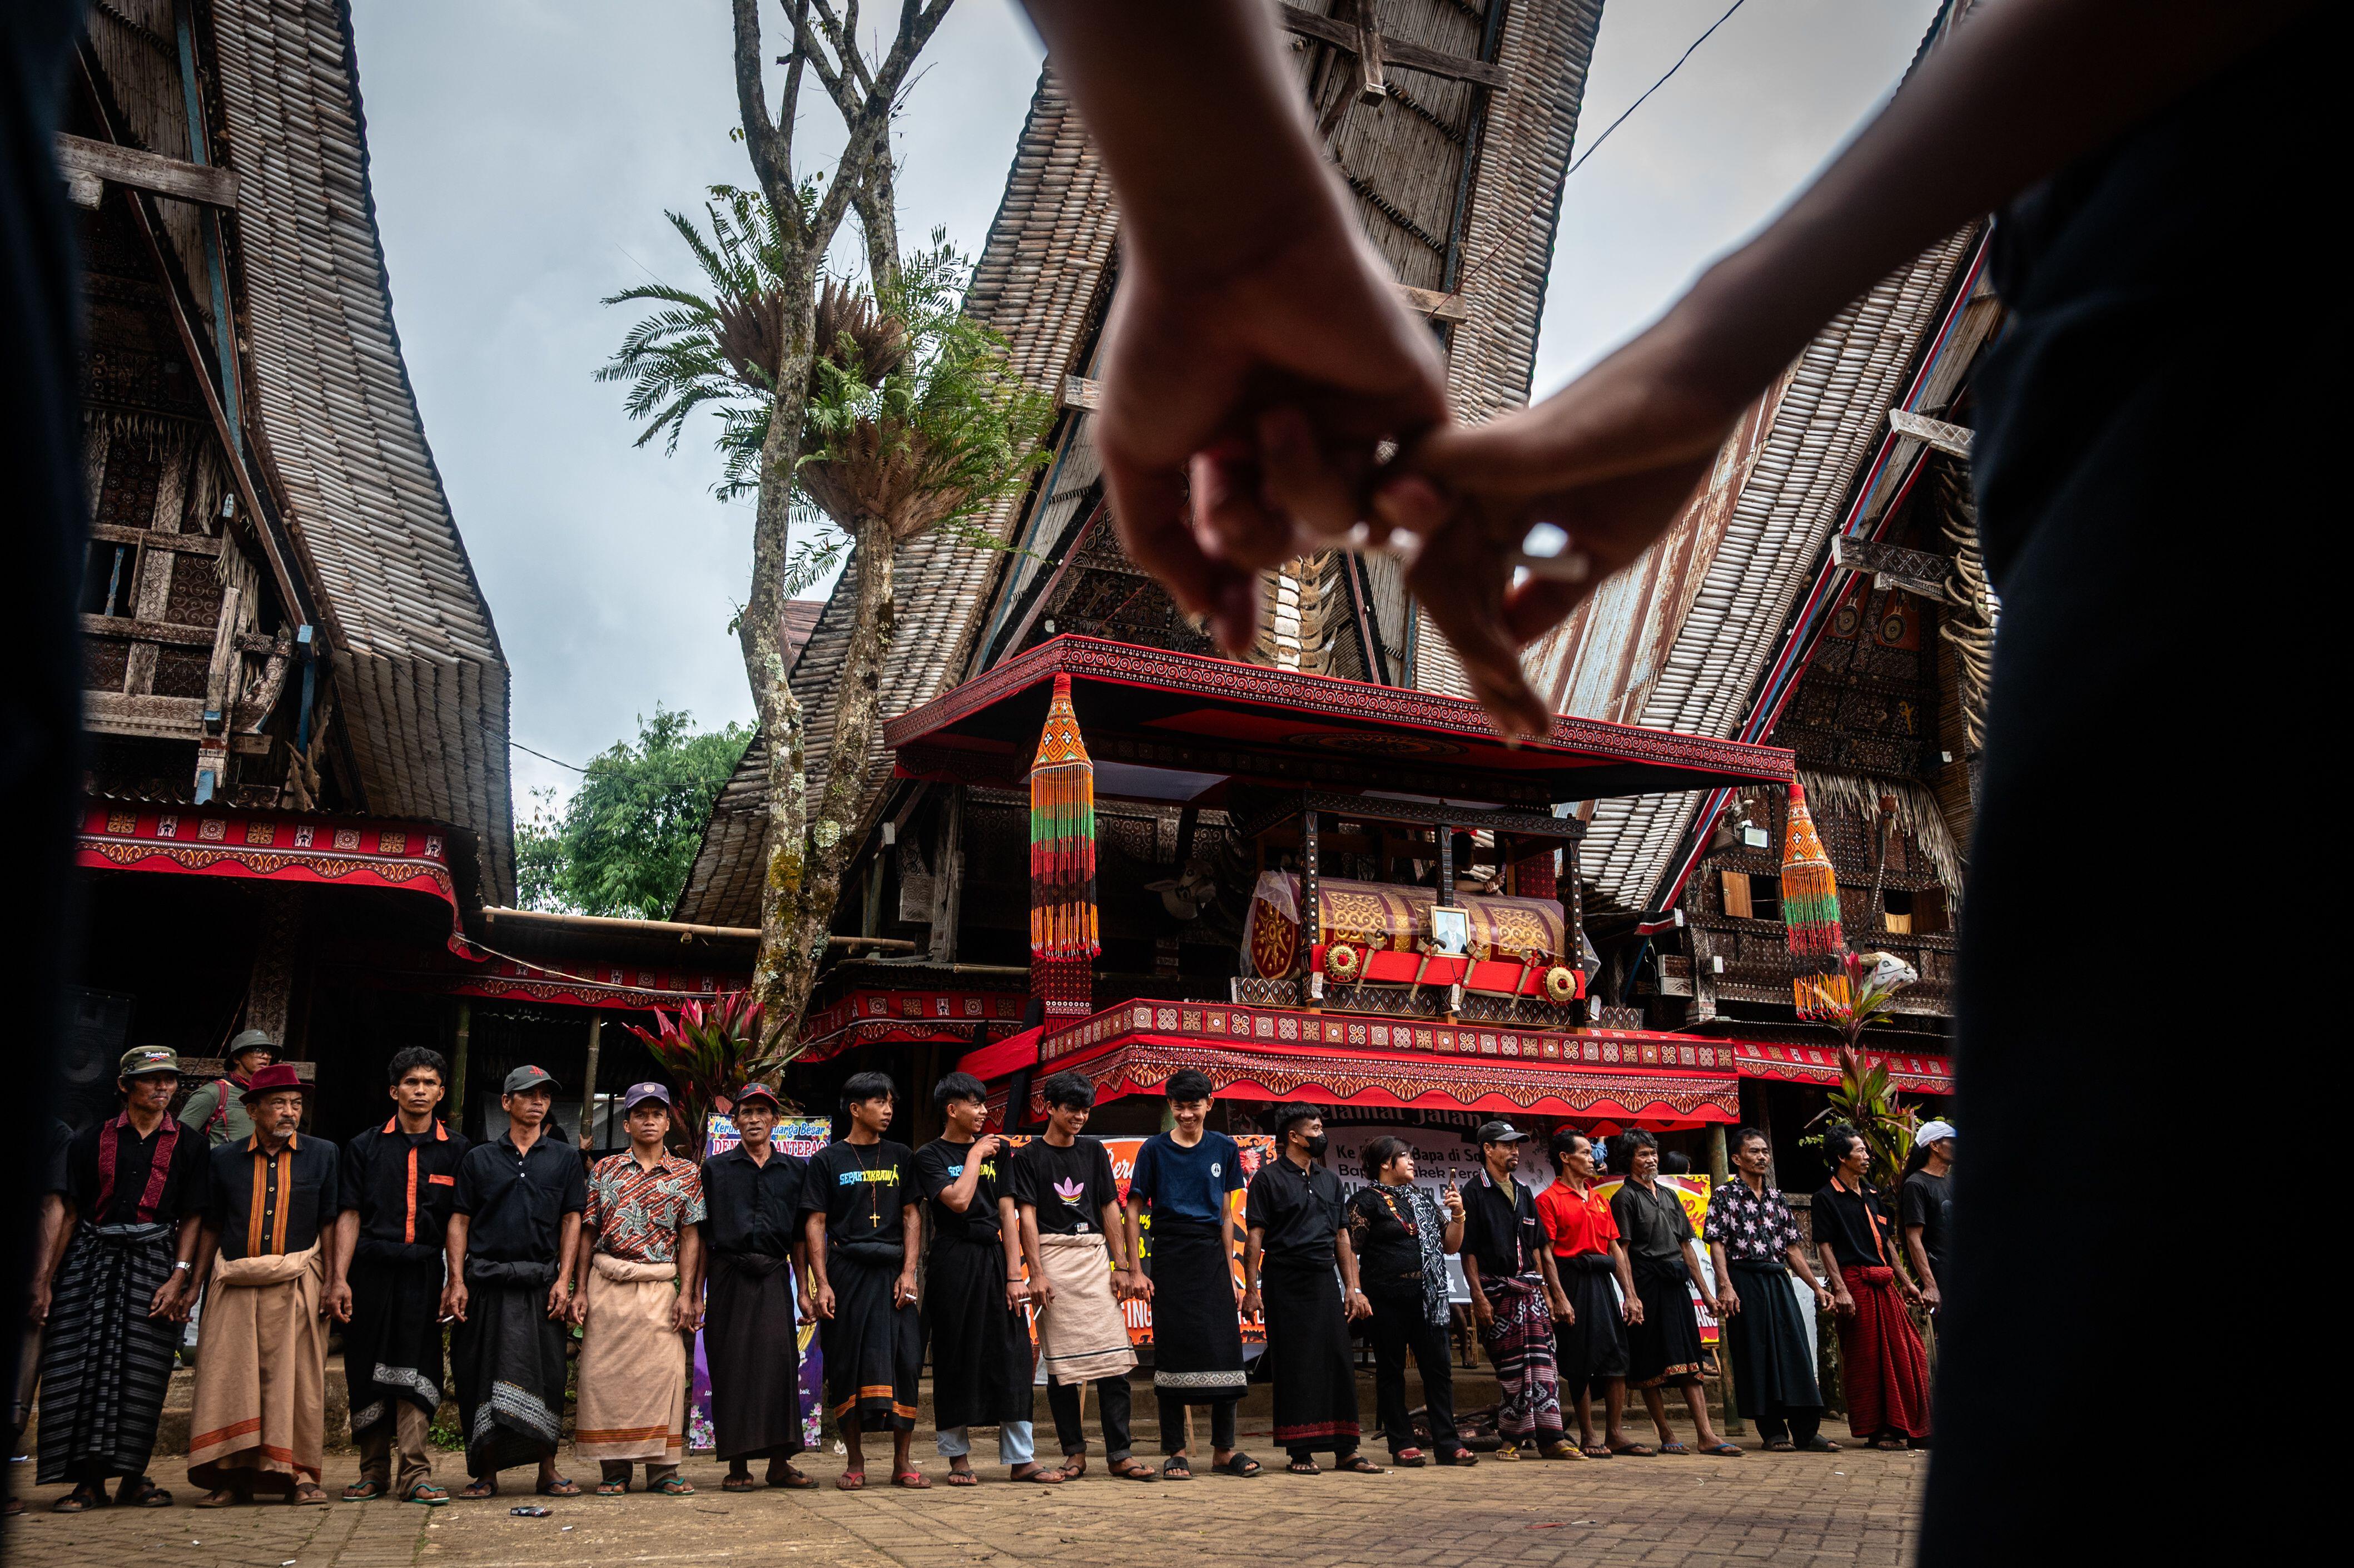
[8,1441,1922,1568]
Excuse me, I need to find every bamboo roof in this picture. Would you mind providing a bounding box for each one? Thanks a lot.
[206,0,513,896]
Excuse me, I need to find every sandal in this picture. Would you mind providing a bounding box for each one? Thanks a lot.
[1581,1444,1613,1459]
[595,1481,629,1497]
[457,1478,499,1500]
[193,1489,242,1509]
[1057,1454,1087,1480]
[722,1475,758,1492]
[1492,1443,1522,1461]
[1872,1437,1908,1451]
[836,1471,867,1491]
[1333,1454,1385,1475]
[1657,1442,1691,1455]
[1697,1442,1743,1457]
[1799,1436,1843,1453]
[119,1478,173,1508]
[892,1470,932,1490]
[1215,1452,1263,1478]
[1161,1455,1193,1481]
[1764,1440,1797,1453]
[1538,1441,1584,1462]
[539,1476,583,1497]
[1610,1443,1657,1457]
[1390,1446,1426,1467]
[342,1480,389,1501]
[52,1483,108,1514]
[1109,1458,1159,1482]
[1286,1458,1321,1476]
[1434,1446,1478,1466]
[650,1476,695,1496]
[768,1464,817,1490]
[945,1468,979,1487]
[290,1485,332,1506]
[405,1483,450,1506]
[1010,1463,1065,1485]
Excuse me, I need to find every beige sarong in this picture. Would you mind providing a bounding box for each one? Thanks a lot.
[1034,1232,1137,1384]
[186,1244,326,1493]
[573,1255,688,1463]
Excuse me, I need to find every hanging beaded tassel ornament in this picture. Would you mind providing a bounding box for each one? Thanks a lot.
[1779,781,1845,956]
[1029,673,1100,961]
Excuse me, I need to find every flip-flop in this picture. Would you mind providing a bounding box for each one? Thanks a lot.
[1333,1455,1385,1475]
[1657,1442,1692,1455]
[1010,1464,1065,1485]
[539,1476,584,1497]
[1608,1443,1656,1457]
[1391,1447,1427,1467]
[290,1486,332,1506]
[595,1482,629,1497]
[1110,1459,1159,1482]
[193,1490,242,1509]
[405,1483,451,1506]
[1215,1452,1263,1478]
[1697,1442,1743,1457]
[456,1478,498,1500]
[1800,1437,1843,1453]
[1581,1445,1613,1459]
[1434,1447,1479,1466]
[768,1466,817,1490]
[341,1480,389,1501]
[119,1480,173,1508]
[945,1469,979,1487]
[892,1471,932,1490]
[1538,1442,1585,1461]
[650,1476,695,1496]
[1286,1460,1321,1476]
[836,1471,867,1491]
[722,1476,758,1492]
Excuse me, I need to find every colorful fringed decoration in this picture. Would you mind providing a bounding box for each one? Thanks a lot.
[1029,673,1100,960]
[1779,781,1845,956]
[1793,971,1853,1020]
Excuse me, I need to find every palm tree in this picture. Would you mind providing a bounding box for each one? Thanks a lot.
[603,207,1051,1044]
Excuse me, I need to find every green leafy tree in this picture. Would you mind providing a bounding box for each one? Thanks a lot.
[514,708,751,919]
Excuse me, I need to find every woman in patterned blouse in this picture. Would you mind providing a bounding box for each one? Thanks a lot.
[1344,1138,1473,1466]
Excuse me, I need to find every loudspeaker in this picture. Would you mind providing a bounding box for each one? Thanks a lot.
[58,986,135,1131]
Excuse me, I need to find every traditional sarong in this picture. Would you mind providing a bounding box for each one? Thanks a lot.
[36,1222,180,1483]
[343,1237,445,1442]
[573,1256,687,1463]
[1626,1252,1706,1388]
[1837,1265,1930,1440]
[925,1235,1033,1431]
[186,1244,326,1494]
[821,1239,921,1431]
[1553,1253,1629,1396]
[1257,1256,1358,1453]
[451,1259,568,1476]
[704,1251,805,1462]
[1477,1272,1564,1443]
[1725,1261,1821,1411]
[1145,1220,1246,1403]
[1032,1232,1137,1385]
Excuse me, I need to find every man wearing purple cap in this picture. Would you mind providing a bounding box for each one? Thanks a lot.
[571,1083,705,1496]
[699,1082,816,1490]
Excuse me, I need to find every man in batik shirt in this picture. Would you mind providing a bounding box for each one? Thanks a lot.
[569,1083,706,1496]
[1703,1128,1836,1452]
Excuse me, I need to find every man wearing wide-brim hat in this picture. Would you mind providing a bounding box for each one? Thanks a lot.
[36,1046,213,1511]
[185,1061,344,1506]
[178,1029,279,1149]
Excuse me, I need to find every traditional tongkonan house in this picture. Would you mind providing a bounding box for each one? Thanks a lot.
[1524,2,1997,1187]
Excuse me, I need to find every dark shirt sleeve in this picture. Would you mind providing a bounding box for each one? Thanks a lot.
[558,1149,587,1215]
[1809,1188,1832,1246]
[1243,1168,1273,1233]
[1220,1137,1245,1194]
[1899,1175,1929,1229]
[1610,1187,1636,1240]
[914,1142,954,1204]
[316,1138,340,1220]
[338,1133,367,1216]
[1004,1144,1034,1210]
[175,1123,211,1218]
[63,1127,98,1211]
[202,1144,232,1232]
[453,1147,484,1216]
[797,1146,833,1217]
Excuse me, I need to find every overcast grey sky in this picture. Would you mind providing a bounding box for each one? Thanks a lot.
[346,0,1936,812]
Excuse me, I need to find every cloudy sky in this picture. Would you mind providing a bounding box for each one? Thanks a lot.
[346,0,1938,811]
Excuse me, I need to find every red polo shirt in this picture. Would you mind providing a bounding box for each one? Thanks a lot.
[1535,1178,1620,1257]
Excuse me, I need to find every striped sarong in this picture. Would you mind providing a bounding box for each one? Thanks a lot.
[1478,1272,1565,1444]
[36,1222,180,1483]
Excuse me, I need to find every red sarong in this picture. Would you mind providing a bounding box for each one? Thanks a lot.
[1837,1265,1930,1440]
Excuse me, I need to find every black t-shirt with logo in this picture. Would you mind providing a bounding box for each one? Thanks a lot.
[916,1137,1011,1250]
[1012,1136,1118,1236]
[802,1138,916,1248]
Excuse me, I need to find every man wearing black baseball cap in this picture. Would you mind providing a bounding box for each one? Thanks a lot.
[1456,1121,1573,1460]
[443,1065,587,1499]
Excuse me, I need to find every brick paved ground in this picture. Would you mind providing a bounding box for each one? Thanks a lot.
[7,1429,1923,1568]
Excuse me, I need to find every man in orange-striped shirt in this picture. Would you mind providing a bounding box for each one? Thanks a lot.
[327,1048,469,1505]
[185,1064,341,1507]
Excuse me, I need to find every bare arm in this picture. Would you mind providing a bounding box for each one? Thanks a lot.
[1001,1195,1029,1312]
[29,1194,72,1325]
[1537,1246,1570,1322]
[1817,1241,1854,1314]
[674,1224,705,1332]
[1783,1239,1833,1311]
[896,1200,921,1307]
[937,1136,997,1214]
[1241,1224,1265,1319]
[440,1213,469,1321]
[804,1212,835,1318]
[1904,1224,1941,1309]
[1337,1227,1370,1321]
[1123,1197,1152,1302]
[1709,1241,1739,1314]
[1099,1198,1131,1273]
[1459,1251,1488,1327]
[189,1220,221,1299]
[325,1209,359,1323]
[550,1212,582,1320]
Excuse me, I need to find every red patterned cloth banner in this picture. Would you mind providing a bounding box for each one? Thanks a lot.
[78,803,465,954]
[1733,1040,1954,1096]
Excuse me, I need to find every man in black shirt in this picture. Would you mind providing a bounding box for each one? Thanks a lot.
[328,1047,467,1505]
[1901,1120,1955,1314]
[700,1081,814,1490]
[1454,1120,1570,1459]
[1812,1127,1928,1450]
[918,1073,1055,1485]
[1241,1104,1378,1476]
[801,1071,924,1489]
[35,1048,209,1511]
[1015,1071,1150,1481]
[444,1064,586,1499]
[186,1063,341,1505]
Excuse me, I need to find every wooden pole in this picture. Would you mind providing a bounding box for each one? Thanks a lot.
[580,1012,603,1153]
[450,998,471,1133]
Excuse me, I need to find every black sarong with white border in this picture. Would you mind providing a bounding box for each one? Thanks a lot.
[1145,1220,1246,1405]
[451,1259,567,1477]
[344,1237,445,1438]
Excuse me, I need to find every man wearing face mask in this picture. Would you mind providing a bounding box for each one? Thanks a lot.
[1241,1105,1380,1476]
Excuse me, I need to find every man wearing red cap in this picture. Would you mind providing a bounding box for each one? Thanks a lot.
[570,1083,705,1496]
[185,1062,342,1506]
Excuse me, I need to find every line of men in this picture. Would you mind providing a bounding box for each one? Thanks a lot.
[26,1043,1941,1511]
